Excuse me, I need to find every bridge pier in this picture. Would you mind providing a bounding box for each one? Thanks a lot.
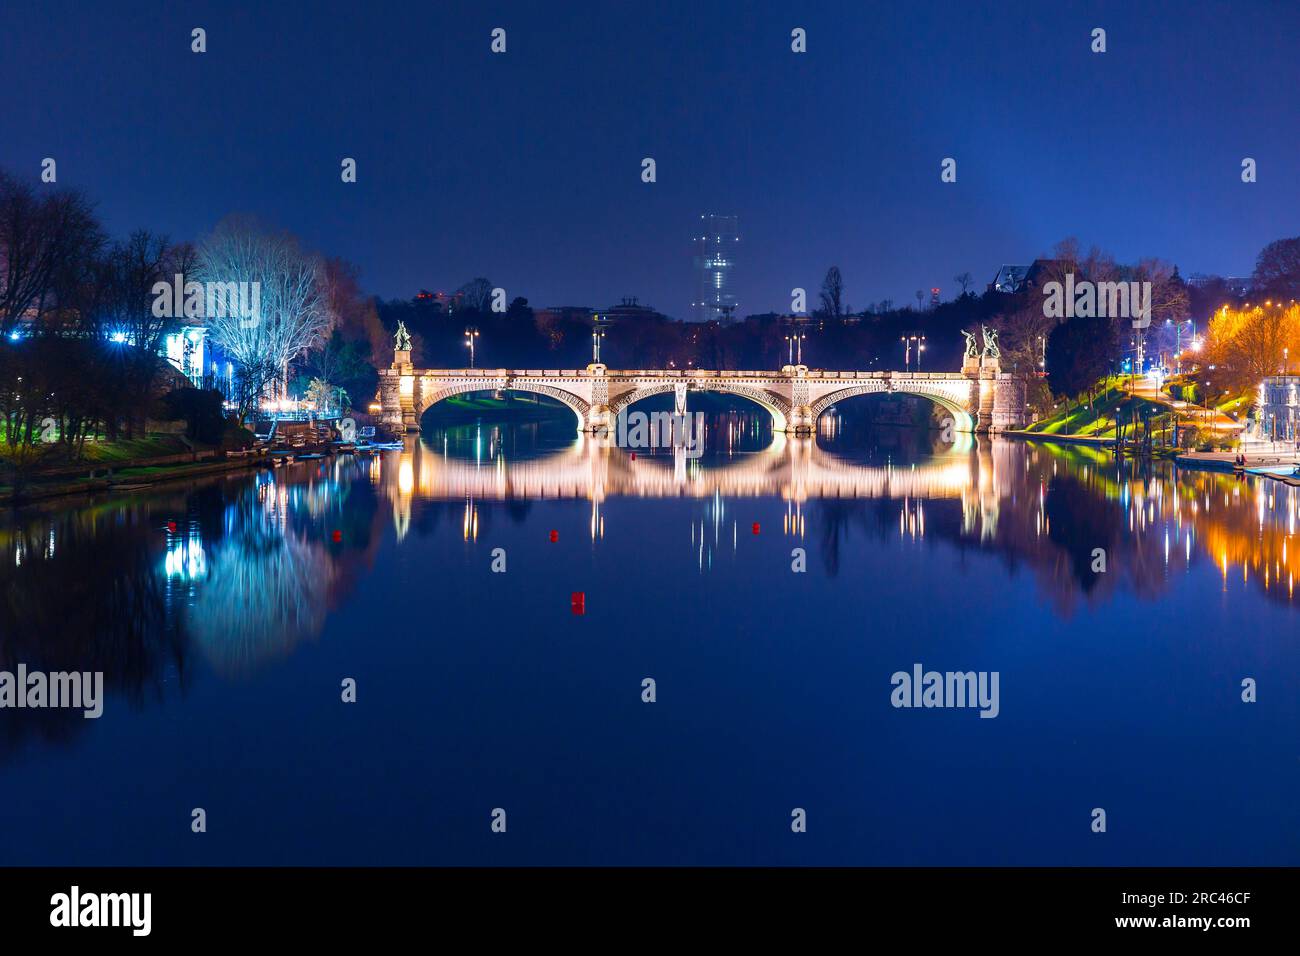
[584,406,612,433]
[784,406,815,435]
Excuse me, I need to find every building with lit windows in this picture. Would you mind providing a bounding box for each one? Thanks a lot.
[594,297,665,325]
[1258,375,1300,444]
[692,214,739,323]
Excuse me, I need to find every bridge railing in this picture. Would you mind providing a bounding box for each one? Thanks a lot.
[396,367,976,379]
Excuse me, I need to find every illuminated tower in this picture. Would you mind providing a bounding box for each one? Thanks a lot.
[692,214,739,322]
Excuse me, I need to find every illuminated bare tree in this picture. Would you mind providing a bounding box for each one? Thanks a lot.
[196,221,333,418]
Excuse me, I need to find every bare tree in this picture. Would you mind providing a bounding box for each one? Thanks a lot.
[455,277,493,312]
[0,171,103,334]
[106,231,175,350]
[1252,237,1300,300]
[954,271,973,295]
[998,300,1054,373]
[819,266,844,319]
[196,221,333,420]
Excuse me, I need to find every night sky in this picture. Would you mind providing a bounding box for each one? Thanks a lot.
[2,0,1297,316]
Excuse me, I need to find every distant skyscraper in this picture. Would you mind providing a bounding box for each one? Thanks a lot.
[692,214,739,322]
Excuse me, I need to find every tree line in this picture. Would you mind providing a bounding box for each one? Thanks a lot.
[0,167,382,465]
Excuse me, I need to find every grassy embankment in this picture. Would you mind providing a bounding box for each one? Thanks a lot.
[0,433,252,502]
[1021,376,1250,450]
[1022,385,1170,441]
[0,434,193,462]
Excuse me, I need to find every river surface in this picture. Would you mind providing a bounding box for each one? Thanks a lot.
[1,411,1297,865]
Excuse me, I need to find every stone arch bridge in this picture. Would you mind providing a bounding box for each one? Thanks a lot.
[379,353,1027,435]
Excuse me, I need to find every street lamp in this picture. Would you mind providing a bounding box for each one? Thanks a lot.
[785,334,794,365]
[464,326,480,368]
[901,334,922,370]
[796,333,805,365]
[592,327,606,364]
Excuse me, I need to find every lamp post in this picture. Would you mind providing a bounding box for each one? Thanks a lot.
[902,334,922,370]
[917,334,926,370]
[592,327,606,364]
[464,326,480,368]
[785,334,794,365]
[796,332,805,365]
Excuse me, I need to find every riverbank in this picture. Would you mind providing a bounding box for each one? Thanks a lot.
[1001,429,1183,460]
[0,446,269,505]
[1002,430,1114,448]
[1174,448,1300,485]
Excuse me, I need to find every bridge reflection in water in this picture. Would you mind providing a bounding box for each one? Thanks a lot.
[4,423,1300,745]
[380,428,1007,544]
[372,425,1300,609]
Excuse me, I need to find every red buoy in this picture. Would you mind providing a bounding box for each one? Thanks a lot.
[549,530,559,543]
[752,522,760,535]
[570,591,585,615]
[166,521,177,534]
[332,530,342,543]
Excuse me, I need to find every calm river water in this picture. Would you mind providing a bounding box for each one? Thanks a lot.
[1,411,1297,865]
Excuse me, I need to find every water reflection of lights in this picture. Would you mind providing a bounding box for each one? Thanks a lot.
[163,532,207,580]
[690,490,735,571]
[784,500,806,538]
[899,497,925,540]
[818,412,841,441]
[375,428,1300,604]
[462,498,478,541]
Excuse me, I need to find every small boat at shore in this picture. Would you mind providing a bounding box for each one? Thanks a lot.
[355,441,405,452]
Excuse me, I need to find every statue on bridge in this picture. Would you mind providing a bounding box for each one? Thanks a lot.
[394,320,412,354]
[962,329,979,360]
[980,325,1000,360]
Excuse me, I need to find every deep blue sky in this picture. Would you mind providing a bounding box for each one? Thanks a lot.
[2,0,1297,317]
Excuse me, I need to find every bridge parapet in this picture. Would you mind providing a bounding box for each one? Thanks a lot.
[378,357,1027,436]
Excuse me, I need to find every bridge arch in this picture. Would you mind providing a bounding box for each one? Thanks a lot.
[609,382,791,432]
[416,379,589,428]
[810,381,975,433]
